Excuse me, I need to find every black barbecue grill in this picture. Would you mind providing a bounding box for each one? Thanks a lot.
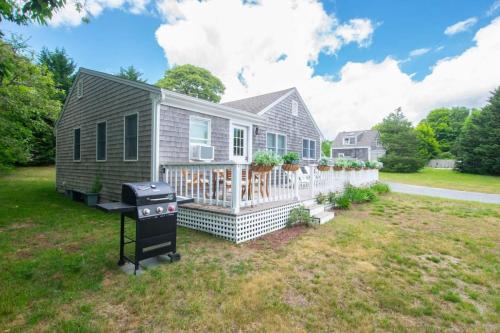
[97,182,193,274]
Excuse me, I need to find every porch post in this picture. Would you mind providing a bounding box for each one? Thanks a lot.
[294,171,300,200]
[310,166,316,197]
[231,164,241,214]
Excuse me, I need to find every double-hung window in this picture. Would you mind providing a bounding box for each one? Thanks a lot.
[344,136,356,145]
[73,128,81,161]
[124,114,138,161]
[266,132,286,156]
[302,138,316,160]
[189,117,211,145]
[96,121,107,161]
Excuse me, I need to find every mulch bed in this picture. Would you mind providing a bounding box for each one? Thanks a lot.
[245,224,309,250]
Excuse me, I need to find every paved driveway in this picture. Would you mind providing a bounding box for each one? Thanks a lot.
[385,182,500,204]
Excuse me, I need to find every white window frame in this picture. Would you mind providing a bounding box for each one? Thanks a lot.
[291,100,299,116]
[123,113,139,162]
[189,115,212,161]
[266,132,287,156]
[375,138,382,147]
[344,136,356,145]
[338,152,345,158]
[302,138,316,160]
[96,120,107,162]
[73,127,81,162]
[77,79,84,99]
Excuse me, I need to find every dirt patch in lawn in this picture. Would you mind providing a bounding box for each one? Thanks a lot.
[246,225,310,250]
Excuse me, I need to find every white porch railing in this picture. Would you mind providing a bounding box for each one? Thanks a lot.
[161,163,379,213]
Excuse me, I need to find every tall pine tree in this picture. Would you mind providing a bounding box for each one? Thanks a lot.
[455,88,500,175]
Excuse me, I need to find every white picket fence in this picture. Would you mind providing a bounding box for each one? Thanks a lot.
[161,163,379,213]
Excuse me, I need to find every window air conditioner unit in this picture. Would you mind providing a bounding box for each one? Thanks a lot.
[190,144,214,161]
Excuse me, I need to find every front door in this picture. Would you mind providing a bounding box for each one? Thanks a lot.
[231,124,248,163]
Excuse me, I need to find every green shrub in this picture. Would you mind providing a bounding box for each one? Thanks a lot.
[287,205,313,227]
[380,154,426,173]
[252,150,282,167]
[282,152,300,165]
[370,182,390,194]
[316,193,328,204]
[90,176,103,193]
[334,194,351,209]
[344,185,377,203]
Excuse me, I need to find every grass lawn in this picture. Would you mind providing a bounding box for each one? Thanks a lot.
[380,167,500,194]
[1,167,499,332]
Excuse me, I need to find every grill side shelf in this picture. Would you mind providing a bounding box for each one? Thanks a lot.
[97,202,136,213]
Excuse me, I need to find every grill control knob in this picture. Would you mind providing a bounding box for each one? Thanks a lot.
[156,206,164,214]
[142,208,151,216]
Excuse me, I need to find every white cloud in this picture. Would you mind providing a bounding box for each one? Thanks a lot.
[409,48,430,57]
[335,18,376,47]
[487,0,500,16]
[49,0,150,27]
[155,3,500,138]
[444,17,478,36]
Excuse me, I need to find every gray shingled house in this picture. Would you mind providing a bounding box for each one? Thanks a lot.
[331,130,386,162]
[56,68,322,201]
[56,68,379,242]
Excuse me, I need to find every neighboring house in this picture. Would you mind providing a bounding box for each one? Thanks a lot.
[331,130,385,162]
[56,68,323,202]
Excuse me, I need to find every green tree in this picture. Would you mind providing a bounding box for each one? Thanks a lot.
[0,37,61,170]
[415,121,440,160]
[0,1,85,31]
[321,140,332,157]
[455,88,500,175]
[117,65,147,83]
[424,107,469,154]
[39,47,77,102]
[377,109,427,173]
[156,64,225,103]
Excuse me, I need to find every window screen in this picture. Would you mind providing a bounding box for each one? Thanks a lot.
[97,122,106,161]
[124,114,138,160]
[74,128,81,161]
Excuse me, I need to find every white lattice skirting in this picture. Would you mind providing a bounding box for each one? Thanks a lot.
[178,201,302,243]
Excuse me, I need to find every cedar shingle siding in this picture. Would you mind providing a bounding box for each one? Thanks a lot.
[56,72,155,202]
[252,90,321,164]
[158,105,230,163]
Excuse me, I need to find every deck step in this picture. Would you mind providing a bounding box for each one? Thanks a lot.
[313,210,335,224]
[301,198,317,207]
[308,204,325,216]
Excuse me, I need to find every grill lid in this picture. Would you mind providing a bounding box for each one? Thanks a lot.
[122,182,176,206]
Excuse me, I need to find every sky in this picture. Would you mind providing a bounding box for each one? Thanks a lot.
[3,0,500,138]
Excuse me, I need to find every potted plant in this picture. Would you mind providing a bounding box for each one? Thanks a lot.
[353,160,364,170]
[317,157,331,171]
[333,159,346,171]
[84,176,102,207]
[251,151,282,173]
[281,152,300,172]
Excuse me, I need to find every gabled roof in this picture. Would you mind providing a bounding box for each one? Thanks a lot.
[221,88,295,114]
[333,130,380,148]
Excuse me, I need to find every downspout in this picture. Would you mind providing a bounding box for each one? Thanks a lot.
[150,93,161,182]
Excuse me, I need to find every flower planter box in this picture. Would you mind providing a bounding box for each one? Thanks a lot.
[317,165,331,172]
[333,167,343,171]
[282,164,300,172]
[84,193,99,207]
[251,164,274,173]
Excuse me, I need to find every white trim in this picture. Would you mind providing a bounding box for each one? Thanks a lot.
[189,115,213,162]
[150,94,161,181]
[76,79,84,99]
[73,127,81,162]
[258,89,295,115]
[123,112,139,162]
[258,88,324,140]
[162,89,264,126]
[338,153,345,158]
[333,146,371,150]
[96,120,107,162]
[302,137,317,160]
[343,136,357,145]
[265,131,287,156]
[229,120,252,163]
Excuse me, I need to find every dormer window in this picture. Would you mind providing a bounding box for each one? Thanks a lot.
[344,136,356,145]
[291,100,298,116]
[77,79,84,98]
